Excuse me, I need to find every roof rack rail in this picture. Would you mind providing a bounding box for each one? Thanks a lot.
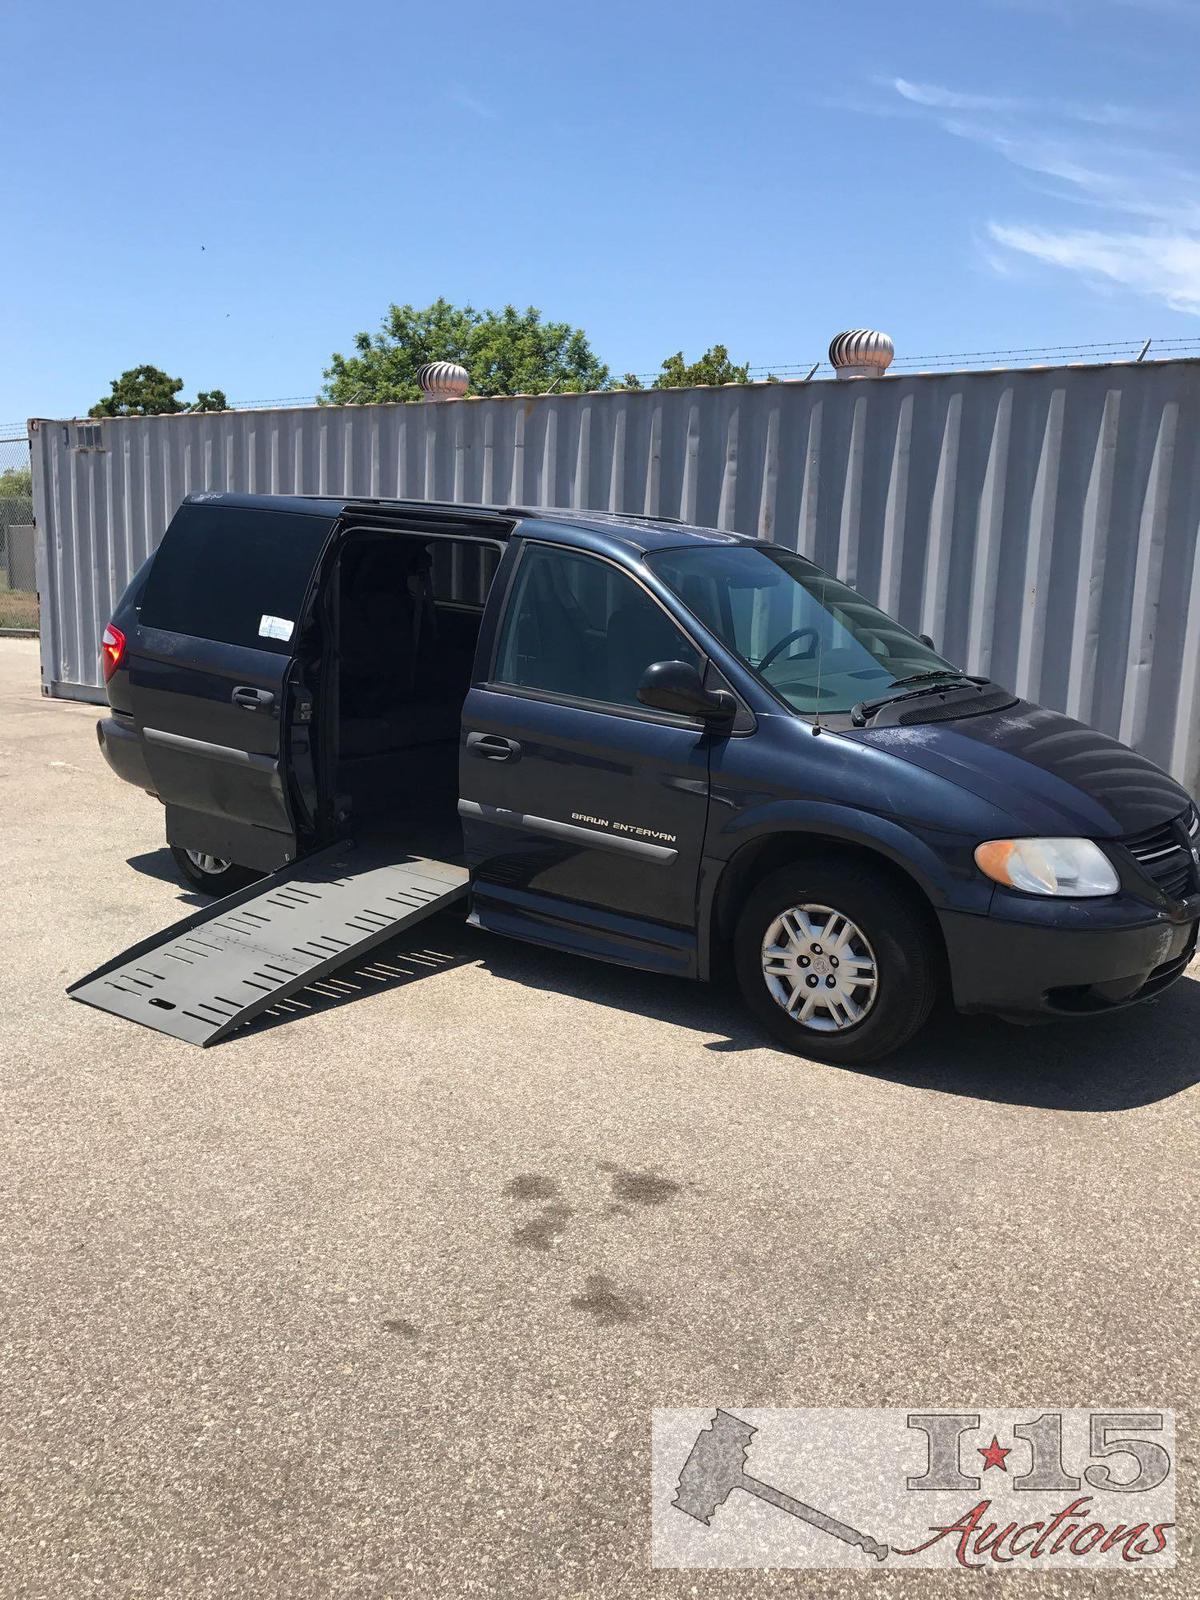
[505,506,684,526]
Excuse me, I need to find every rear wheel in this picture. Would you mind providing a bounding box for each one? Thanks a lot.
[733,862,938,1064]
[169,845,260,897]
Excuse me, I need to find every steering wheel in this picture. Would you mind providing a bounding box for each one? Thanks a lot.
[757,626,819,672]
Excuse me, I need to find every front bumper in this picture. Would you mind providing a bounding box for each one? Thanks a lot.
[97,715,156,795]
[940,892,1199,1019]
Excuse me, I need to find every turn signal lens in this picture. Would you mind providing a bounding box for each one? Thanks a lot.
[974,837,1120,898]
[100,622,126,682]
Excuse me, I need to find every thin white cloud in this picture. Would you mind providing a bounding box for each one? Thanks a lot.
[893,78,1021,114]
[971,228,1021,279]
[450,88,496,120]
[1068,101,1171,129]
[879,73,1200,312]
[890,76,1160,130]
[942,120,1118,191]
[936,118,1200,223]
[988,223,1200,312]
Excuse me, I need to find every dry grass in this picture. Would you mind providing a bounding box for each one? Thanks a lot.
[0,590,38,630]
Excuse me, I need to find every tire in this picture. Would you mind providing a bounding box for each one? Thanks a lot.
[169,845,261,898]
[733,861,939,1064]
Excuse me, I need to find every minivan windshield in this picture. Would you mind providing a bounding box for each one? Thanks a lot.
[647,544,960,715]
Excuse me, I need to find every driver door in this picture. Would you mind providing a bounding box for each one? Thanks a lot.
[459,541,714,973]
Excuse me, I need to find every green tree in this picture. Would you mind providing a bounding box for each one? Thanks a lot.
[0,464,32,498]
[90,365,186,417]
[652,344,752,389]
[89,368,230,417]
[321,298,611,403]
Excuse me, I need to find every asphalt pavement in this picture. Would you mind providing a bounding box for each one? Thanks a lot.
[1,638,1196,1598]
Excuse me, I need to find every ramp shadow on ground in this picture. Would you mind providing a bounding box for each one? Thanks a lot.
[236,906,1200,1113]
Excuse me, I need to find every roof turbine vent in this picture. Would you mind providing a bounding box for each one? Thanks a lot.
[828,329,895,380]
[416,360,469,401]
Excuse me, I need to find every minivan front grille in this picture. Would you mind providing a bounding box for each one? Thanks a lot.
[1120,806,1198,903]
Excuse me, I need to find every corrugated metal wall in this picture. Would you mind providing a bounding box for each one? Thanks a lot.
[31,359,1200,794]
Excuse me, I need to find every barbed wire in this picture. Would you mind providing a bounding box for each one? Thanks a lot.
[225,395,320,408]
[8,337,1200,426]
[223,337,1200,404]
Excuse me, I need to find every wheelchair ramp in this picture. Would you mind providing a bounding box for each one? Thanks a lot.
[68,846,468,1046]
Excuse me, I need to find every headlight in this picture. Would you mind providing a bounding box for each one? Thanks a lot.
[974,838,1119,897]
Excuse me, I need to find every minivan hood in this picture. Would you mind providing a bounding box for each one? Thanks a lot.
[851,698,1192,836]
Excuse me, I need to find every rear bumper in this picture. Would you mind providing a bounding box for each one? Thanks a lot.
[97,715,156,795]
[941,894,1199,1019]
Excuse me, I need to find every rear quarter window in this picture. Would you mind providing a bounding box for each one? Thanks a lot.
[139,503,336,653]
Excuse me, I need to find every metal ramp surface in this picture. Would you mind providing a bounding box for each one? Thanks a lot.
[68,846,468,1046]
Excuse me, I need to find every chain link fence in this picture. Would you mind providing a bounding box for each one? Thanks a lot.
[0,433,36,630]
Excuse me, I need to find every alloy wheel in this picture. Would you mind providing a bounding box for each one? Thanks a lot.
[185,849,232,876]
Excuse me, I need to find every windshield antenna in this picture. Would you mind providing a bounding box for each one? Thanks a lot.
[812,563,829,735]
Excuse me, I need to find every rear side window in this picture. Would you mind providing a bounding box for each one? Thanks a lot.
[139,503,336,653]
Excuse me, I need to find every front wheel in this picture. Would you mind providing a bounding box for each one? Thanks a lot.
[733,862,939,1064]
[169,845,261,898]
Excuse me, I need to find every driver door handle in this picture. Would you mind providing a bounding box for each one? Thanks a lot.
[232,686,275,711]
[466,732,521,762]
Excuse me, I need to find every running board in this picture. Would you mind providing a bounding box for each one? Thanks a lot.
[68,845,468,1046]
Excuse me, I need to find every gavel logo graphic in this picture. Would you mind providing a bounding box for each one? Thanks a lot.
[673,1409,889,1562]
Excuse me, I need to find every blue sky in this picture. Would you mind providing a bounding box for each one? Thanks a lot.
[5,0,1200,425]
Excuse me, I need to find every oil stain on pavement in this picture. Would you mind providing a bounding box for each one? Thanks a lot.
[602,1163,682,1207]
[568,1273,643,1325]
[512,1202,574,1251]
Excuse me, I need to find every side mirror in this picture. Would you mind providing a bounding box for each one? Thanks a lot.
[637,659,736,721]
[919,633,936,650]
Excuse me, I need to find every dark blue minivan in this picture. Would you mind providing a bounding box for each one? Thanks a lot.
[95,493,1199,1063]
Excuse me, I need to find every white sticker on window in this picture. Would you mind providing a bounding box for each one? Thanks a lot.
[258,614,294,641]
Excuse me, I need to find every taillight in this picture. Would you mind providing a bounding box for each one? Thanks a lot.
[100,623,126,682]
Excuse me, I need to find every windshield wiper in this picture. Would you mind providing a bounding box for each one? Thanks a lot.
[886,670,987,690]
[850,672,990,727]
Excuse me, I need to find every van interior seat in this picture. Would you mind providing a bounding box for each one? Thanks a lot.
[335,538,485,795]
[339,544,426,715]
